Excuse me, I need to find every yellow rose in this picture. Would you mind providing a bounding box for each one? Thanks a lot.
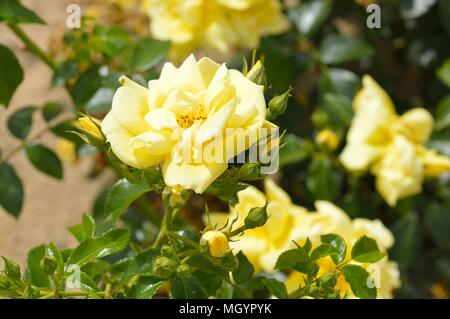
[340,76,397,172]
[340,75,450,206]
[147,0,288,61]
[102,55,273,193]
[207,179,400,298]
[200,230,229,257]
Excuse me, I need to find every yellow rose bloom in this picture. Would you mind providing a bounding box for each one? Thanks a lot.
[200,230,229,257]
[147,0,289,61]
[340,75,450,206]
[102,55,274,193]
[207,179,400,298]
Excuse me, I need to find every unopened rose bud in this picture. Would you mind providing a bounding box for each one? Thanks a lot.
[246,60,267,86]
[238,163,260,181]
[244,204,268,229]
[161,245,175,258]
[152,256,178,279]
[176,264,192,279]
[312,110,329,128]
[315,129,339,151]
[200,230,229,258]
[77,116,104,141]
[267,88,292,120]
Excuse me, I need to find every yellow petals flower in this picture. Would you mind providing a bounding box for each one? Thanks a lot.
[207,179,400,298]
[316,129,339,151]
[200,230,229,257]
[147,0,288,61]
[102,55,274,193]
[340,75,450,206]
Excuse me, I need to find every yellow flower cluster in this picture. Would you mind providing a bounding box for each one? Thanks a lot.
[208,179,400,298]
[101,55,275,193]
[340,76,450,206]
[146,0,289,61]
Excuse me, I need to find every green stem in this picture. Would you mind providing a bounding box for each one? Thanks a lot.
[39,290,106,299]
[8,23,56,70]
[152,206,173,248]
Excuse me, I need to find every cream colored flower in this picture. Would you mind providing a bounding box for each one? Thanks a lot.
[340,75,450,206]
[102,55,273,193]
[147,0,288,61]
[207,179,400,298]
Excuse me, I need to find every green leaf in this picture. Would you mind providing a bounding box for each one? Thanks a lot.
[67,228,130,267]
[262,278,288,299]
[127,276,164,299]
[323,93,353,128]
[437,59,450,88]
[69,214,96,243]
[111,248,160,285]
[25,245,51,288]
[340,264,376,299]
[70,66,102,108]
[187,255,228,277]
[289,0,332,36]
[0,162,24,217]
[52,60,78,87]
[104,179,151,220]
[78,272,99,292]
[279,134,314,167]
[2,257,21,282]
[7,106,36,139]
[0,0,45,24]
[24,143,63,179]
[311,244,339,261]
[0,44,24,107]
[171,277,209,299]
[320,34,374,65]
[321,68,360,100]
[47,243,64,276]
[42,102,64,122]
[129,38,169,72]
[351,236,386,263]
[390,213,421,270]
[321,234,347,264]
[400,0,437,19]
[275,248,310,272]
[435,95,450,131]
[232,251,254,284]
[307,158,341,201]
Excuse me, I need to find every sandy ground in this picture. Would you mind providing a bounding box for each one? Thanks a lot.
[0,0,110,266]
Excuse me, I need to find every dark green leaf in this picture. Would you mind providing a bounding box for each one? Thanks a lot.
[129,38,169,72]
[70,66,102,108]
[0,162,24,217]
[67,228,130,267]
[42,102,64,122]
[289,0,332,36]
[25,245,51,288]
[171,277,208,299]
[307,158,341,201]
[351,236,386,263]
[187,255,228,277]
[0,0,45,24]
[262,278,288,299]
[321,234,347,264]
[425,202,450,249]
[323,93,353,128]
[24,143,63,179]
[7,106,36,139]
[78,272,99,292]
[232,251,254,284]
[104,179,151,220]
[0,44,24,107]
[127,276,164,299]
[340,264,376,299]
[69,214,96,243]
[390,213,421,270]
[47,243,64,276]
[439,0,450,35]
[320,35,374,65]
[311,244,339,261]
[321,68,360,100]
[275,248,310,272]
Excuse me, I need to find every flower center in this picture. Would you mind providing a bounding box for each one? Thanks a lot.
[176,104,208,129]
